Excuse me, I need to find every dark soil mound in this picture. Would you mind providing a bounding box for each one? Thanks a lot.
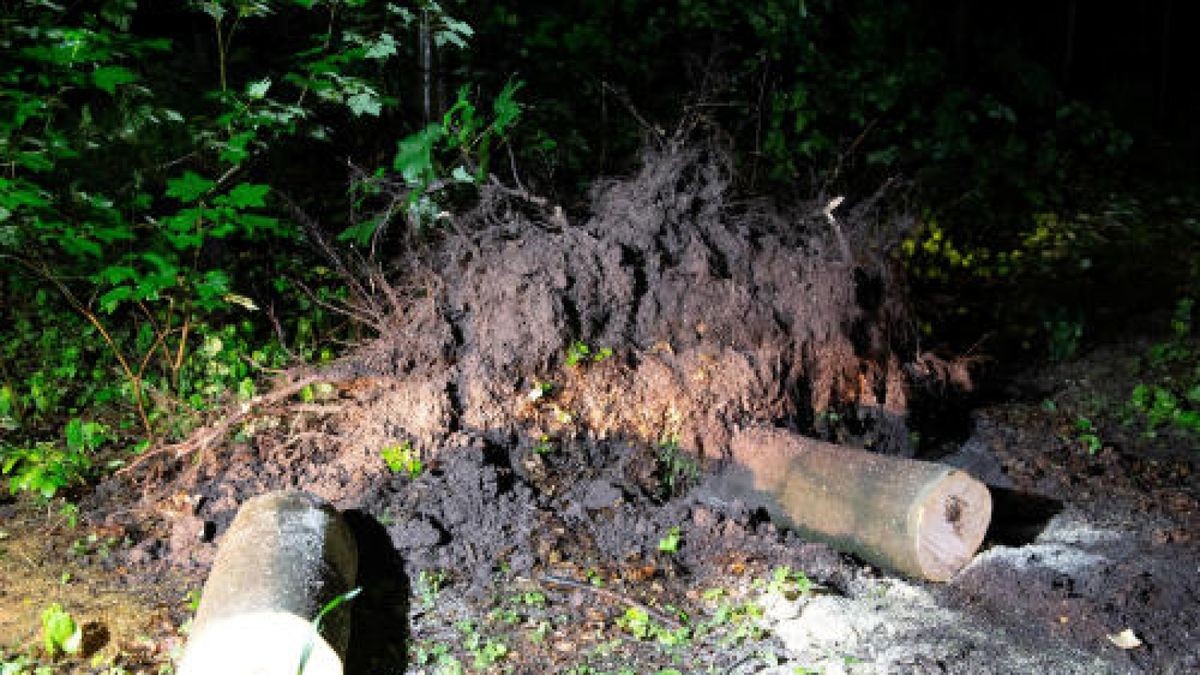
[328,145,912,459]
[120,143,917,571]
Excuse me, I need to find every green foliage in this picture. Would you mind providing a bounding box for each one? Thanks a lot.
[657,526,682,554]
[381,441,422,477]
[410,641,462,673]
[416,569,447,610]
[345,77,523,243]
[0,650,40,675]
[763,566,813,600]
[470,639,508,669]
[564,341,613,368]
[700,588,766,645]
[656,437,699,499]
[39,604,82,658]
[616,606,690,646]
[532,434,555,455]
[1074,417,1103,455]
[1125,298,1200,438]
[1045,312,1085,363]
[1130,383,1200,435]
[2,419,109,499]
[0,0,523,494]
[898,196,1184,356]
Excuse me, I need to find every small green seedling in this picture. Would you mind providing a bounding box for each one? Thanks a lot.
[565,341,591,367]
[527,381,553,401]
[472,640,508,669]
[766,566,813,600]
[616,606,690,645]
[41,603,82,657]
[184,589,202,613]
[381,441,422,478]
[297,587,361,675]
[657,437,699,499]
[532,435,555,455]
[565,342,613,367]
[1074,417,1102,454]
[417,569,447,609]
[617,606,653,640]
[657,526,682,554]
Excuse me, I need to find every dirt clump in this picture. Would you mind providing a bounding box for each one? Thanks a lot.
[322,144,914,462]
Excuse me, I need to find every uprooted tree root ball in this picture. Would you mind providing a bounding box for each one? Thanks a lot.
[115,143,919,547]
[87,142,915,634]
[66,145,1198,675]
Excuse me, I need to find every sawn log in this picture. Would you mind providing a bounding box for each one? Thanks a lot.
[710,427,992,581]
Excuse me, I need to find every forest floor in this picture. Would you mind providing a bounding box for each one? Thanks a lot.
[2,151,1198,674]
[0,331,1196,674]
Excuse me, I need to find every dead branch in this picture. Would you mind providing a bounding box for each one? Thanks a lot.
[116,374,327,477]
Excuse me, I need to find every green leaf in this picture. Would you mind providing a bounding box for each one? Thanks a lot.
[246,77,272,99]
[94,265,137,285]
[41,604,82,657]
[220,131,256,164]
[297,588,361,675]
[64,418,84,451]
[91,65,137,94]
[657,526,681,553]
[237,213,282,235]
[141,251,179,277]
[451,166,474,183]
[59,233,102,258]
[16,152,54,172]
[394,124,444,185]
[338,220,377,247]
[364,33,397,59]
[225,183,270,209]
[166,171,215,203]
[347,91,382,117]
[196,269,232,306]
[98,286,135,313]
[492,79,524,132]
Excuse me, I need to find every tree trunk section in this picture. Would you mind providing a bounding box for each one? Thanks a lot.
[719,427,991,581]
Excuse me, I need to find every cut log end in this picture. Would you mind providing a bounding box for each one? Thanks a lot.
[913,470,992,581]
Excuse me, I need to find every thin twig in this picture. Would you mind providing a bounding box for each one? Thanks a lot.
[265,302,299,361]
[116,375,326,477]
[291,277,383,331]
[600,81,665,148]
[278,191,379,320]
[539,574,683,630]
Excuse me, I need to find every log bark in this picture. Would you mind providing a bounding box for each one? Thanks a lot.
[716,427,991,581]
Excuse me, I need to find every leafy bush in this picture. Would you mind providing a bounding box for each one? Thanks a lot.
[0,0,521,493]
[2,419,109,499]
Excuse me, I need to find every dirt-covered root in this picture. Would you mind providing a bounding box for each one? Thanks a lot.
[326,144,914,465]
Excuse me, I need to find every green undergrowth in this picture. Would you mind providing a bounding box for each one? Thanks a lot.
[0,0,523,503]
[1044,297,1200,456]
[402,564,822,674]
